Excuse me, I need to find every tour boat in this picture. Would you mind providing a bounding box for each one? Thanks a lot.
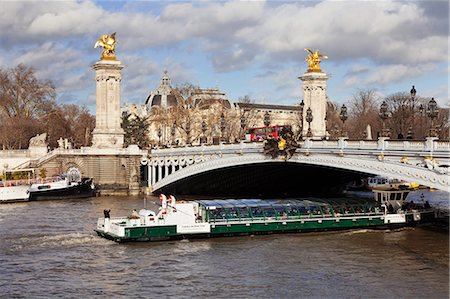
[367,176,419,191]
[28,176,96,201]
[95,192,435,243]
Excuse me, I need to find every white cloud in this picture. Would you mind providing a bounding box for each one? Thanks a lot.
[13,42,89,93]
[344,63,436,87]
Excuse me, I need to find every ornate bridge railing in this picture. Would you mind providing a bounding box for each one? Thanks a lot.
[145,137,450,192]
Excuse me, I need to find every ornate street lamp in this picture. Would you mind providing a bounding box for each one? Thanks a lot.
[418,104,424,139]
[185,121,191,145]
[299,100,304,137]
[171,122,176,146]
[220,112,226,142]
[426,98,438,137]
[305,107,313,138]
[201,119,207,144]
[339,104,348,137]
[157,127,162,146]
[408,85,417,139]
[240,114,246,140]
[379,101,390,137]
[263,111,271,127]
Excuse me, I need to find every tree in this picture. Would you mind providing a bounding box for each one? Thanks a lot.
[0,64,55,119]
[0,64,56,149]
[346,89,380,139]
[0,64,96,149]
[121,112,150,148]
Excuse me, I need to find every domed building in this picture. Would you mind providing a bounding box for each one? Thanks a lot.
[145,71,183,110]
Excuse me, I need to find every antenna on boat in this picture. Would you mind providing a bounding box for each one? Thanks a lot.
[144,197,147,209]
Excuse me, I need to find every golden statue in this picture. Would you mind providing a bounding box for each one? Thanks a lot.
[94,32,116,60]
[304,48,328,72]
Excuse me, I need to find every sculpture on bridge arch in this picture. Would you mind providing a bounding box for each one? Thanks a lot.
[263,126,299,160]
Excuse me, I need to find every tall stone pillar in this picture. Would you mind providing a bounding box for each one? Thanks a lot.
[299,69,329,138]
[91,59,125,148]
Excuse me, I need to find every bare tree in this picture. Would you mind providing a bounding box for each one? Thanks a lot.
[0,64,55,119]
[346,89,380,139]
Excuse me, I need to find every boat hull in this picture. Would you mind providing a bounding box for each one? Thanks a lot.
[95,212,435,243]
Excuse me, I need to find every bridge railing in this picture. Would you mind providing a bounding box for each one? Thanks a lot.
[150,138,450,157]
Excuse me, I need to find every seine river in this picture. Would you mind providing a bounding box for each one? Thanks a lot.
[0,190,448,298]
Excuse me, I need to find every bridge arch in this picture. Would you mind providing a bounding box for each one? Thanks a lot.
[152,153,449,195]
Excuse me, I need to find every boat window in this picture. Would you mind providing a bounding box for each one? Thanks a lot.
[285,205,301,217]
[262,206,276,218]
[250,206,265,218]
[38,185,51,190]
[272,205,286,217]
[237,206,251,219]
[226,207,239,220]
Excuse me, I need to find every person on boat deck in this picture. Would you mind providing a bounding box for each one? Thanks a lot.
[130,209,140,219]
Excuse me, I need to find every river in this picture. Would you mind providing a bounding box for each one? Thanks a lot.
[0,190,448,298]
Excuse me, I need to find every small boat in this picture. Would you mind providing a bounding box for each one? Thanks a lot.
[95,191,436,243]
[367,176,419,191]
[29,177,96,201]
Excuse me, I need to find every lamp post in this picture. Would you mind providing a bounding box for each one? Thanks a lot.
[299,100,304,138]
[201,119,207,144]
[185,121,191,145]
[379,101,390,137]
[418,104,424,139]
[305,107,313,138]
[171,122,176,146]
[157,127,162,146]
[220,112,226,142]
[263,111,271,127]
[426,98,438,137]
[339,104,348,137]
[407,85,417,139]
[240,114,246,141]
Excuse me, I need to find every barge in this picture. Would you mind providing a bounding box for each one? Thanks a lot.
[95,191,436,242]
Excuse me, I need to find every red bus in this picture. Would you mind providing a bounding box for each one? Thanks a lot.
[245,125,292,142]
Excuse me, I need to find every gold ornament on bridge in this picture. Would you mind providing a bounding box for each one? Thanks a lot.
[304,48,328,72]
[94,32,117,60]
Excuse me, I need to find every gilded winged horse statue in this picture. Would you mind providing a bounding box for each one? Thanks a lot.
[94,32,116,60]
[304,48,328,72]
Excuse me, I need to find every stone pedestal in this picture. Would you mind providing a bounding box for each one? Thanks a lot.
[299,72,328,138]
[91,60,125,148]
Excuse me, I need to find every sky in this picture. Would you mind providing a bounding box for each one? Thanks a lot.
[0,0,448,112]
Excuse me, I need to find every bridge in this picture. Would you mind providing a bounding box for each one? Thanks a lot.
[144,137,450,196]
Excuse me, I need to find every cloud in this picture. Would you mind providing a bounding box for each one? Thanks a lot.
[13,42,89,93]
[0,1,447,109]
[344,63,436,87]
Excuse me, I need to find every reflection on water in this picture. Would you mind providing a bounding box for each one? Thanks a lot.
[0,191,448,298]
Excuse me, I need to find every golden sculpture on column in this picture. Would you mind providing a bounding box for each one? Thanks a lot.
[94,32,117,60]
[304,48,328,72]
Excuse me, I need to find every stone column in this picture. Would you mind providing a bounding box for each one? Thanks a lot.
[91,60,125,148]
[299,72,328,138]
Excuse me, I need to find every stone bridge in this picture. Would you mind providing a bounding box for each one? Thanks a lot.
[144,137,450,195]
